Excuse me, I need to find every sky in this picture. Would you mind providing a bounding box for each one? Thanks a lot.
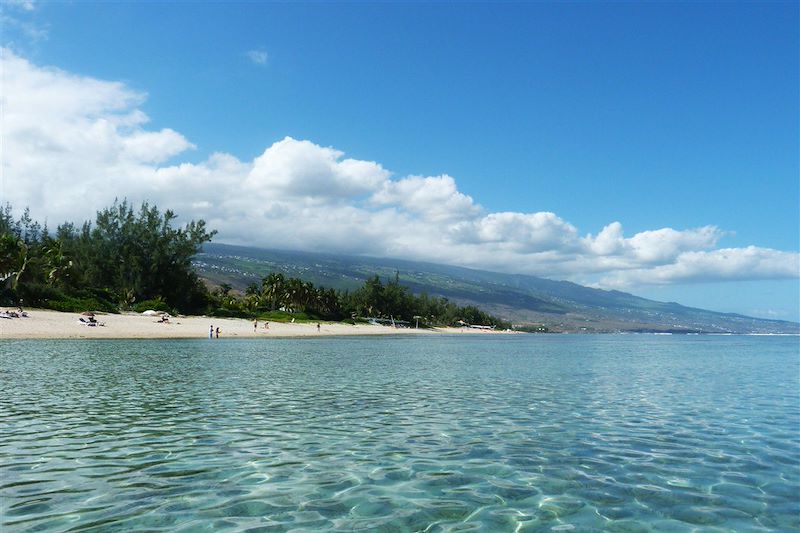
[1,1,798,321]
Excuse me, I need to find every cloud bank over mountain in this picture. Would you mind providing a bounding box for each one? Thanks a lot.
[3,49,798,288]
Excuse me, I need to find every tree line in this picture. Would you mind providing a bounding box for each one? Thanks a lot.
[0,200,510,328]
[1,201,214,313]
[213,271,511,328]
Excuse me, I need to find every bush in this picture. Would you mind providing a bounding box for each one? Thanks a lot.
[207,308,251,318]
[47,296,117,313]
[16,283,63,307]
[133,298,173,314]
[15,283,117,313]
[256,310,317,322]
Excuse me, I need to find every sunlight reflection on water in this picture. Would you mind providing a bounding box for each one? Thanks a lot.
[1,335,798,531]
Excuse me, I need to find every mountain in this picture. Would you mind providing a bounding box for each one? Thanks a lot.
[194,243,799,334]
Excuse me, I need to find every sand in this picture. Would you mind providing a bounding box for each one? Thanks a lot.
[0,309,512,340]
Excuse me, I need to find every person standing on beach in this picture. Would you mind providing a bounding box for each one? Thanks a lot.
[316,323,321,332]
[253,319,258,332]
[215,326,220,339]
[210,325,214,339]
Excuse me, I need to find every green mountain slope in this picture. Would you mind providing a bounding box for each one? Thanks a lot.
[194,243,799,334]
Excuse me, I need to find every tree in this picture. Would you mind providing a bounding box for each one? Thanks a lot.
[80,200,216,312]
[261,272,286,310]
[0,234,28,290]
[42,239,73,287]
[283,277,306,312]
[352,275,384,316]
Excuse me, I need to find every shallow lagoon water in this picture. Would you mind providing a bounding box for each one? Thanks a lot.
[1,335,798,532]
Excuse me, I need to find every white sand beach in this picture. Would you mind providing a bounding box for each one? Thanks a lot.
[0,309,513,340]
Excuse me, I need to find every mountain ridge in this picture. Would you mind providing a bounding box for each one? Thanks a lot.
[194,243,799,334]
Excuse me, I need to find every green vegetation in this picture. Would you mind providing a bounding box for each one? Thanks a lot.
[1,201,214,314]
[1,201,510,328]
[210,271,511,328]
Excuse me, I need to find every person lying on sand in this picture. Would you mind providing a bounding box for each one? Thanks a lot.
[78,316,105,327]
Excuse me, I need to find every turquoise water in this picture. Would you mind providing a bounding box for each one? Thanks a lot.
[1,335,798,532]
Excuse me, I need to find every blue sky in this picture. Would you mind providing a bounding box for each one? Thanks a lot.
[2,1,798,320]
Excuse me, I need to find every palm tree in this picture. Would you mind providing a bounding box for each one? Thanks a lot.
[283,277,305,312]
[243,293,260,313]
[245,282,260,296]
[319,287,340,318]
[302,281,316,312]
[0,234,29,290]
[261,272,285,310]
[43,239,73,287]
[213,283,238,310]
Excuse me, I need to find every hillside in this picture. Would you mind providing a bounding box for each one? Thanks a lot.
[194,243,799,334]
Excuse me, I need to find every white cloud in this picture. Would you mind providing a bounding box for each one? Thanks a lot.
[598,247,800,288]
[581,223,724,268]
[450,212,579,253]
[1,48,194,219]
[372,174,480,222]
[2,48,798,290]
[246,49,268,65]
[247,137,389,200]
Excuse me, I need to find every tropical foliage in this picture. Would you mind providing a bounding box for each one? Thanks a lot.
[211,271,510,328]
[1,201,215,313]
[1,201,510,328]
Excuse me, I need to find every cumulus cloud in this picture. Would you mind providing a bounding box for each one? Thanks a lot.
[451,212,579,253]
[598,247,800,288]
[1,48,194,217]
[247,138,389,200]
[2,48,798,289]
[372,175,480,222]
[585,223,722,262]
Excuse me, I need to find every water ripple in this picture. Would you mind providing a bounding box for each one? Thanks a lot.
[1,335,798,531]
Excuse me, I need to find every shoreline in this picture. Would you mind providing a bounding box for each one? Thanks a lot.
[0,309,516,340]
